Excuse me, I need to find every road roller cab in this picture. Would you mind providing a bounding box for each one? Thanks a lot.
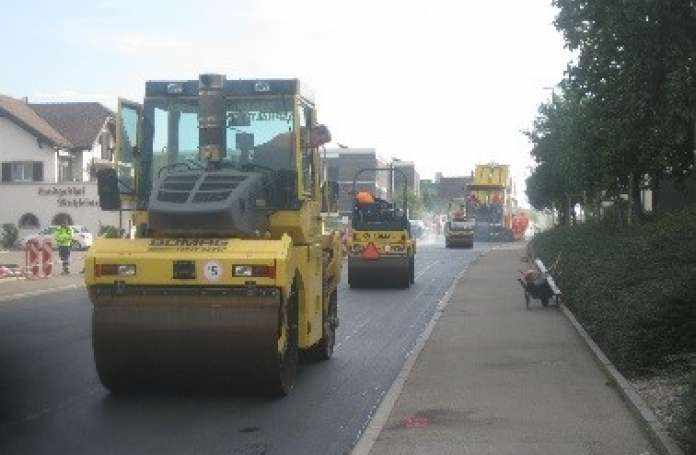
[444,198,475,248]
[346,169,416,288]
[86,74,342,396]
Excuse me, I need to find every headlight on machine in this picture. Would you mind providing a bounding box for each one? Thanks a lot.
[389,244,405,253]
[233,265,275,278]
[95,264,136,277]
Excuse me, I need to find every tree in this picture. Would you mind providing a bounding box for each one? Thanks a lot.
[526,86,606,224]
[553,0,696,214]
[420,180,446,214]
[527,1,696,224]
[393,190,425,220]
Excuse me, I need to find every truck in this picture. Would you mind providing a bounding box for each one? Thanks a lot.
[346,168,415,288]
[444,198,474,248]
[86,74,343,396]
[467,163,515,242]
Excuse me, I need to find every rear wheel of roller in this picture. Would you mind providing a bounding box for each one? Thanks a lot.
[303,290,338,362]
[267,281,299,396]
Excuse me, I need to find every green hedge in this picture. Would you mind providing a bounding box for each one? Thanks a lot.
[1,224,18,249]
[531,206,696,374]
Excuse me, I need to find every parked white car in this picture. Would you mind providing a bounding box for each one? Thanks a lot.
[19,225,93,250]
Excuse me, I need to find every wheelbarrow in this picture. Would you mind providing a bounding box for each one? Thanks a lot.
[517,259,561,310]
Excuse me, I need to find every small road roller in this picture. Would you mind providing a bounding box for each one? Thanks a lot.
[346,168,415,289]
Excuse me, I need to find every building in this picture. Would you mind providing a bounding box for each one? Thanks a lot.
[0,95,119,238]
[323,148,390,215]
[392,160,420,197]
[434,172,473,201]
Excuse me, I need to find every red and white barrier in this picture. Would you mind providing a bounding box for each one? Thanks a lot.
[25,238,54,279]
[0,265,20,279]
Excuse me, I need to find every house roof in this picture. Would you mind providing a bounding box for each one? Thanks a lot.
[0,95,71,148]
[30,102,113,150]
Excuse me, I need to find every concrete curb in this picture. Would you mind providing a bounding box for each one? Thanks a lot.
[350,250,487,455]
[561,304,685,455]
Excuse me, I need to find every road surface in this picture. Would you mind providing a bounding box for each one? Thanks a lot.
[0,241,489,455]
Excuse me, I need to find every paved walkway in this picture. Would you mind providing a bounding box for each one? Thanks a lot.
[369,246,655,455]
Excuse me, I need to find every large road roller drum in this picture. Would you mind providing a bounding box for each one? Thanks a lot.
[347,252,413,289]
[90,284,299,396]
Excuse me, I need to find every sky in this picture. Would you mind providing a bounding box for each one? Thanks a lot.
[0,0,570,203]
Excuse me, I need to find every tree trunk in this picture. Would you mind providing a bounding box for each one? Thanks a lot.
[650,171,661,213]
[558,199,568,226]
[631,172,643,222]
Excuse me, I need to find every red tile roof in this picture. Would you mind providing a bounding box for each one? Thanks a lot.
[31,102,113,150]
[0,95,71,148]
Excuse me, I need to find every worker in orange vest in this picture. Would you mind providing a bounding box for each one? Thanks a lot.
[355,191,375,207]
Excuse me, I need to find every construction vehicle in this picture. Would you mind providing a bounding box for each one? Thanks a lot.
[347,168,415,288]
[467,163,515,242]
[86,74,343,396]
[444,198,474,248]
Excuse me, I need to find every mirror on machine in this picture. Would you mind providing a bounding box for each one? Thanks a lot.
[96,168,122,211]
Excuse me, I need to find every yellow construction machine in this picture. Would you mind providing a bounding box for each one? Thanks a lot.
[444,198,475,248]
[468,163,515,242]
[346,168,415,288]
[86,74,342,396]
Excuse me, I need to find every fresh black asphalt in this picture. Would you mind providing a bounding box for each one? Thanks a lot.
[0,241,488,455]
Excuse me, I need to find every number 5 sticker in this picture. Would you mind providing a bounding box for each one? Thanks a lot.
[204,261,222,282]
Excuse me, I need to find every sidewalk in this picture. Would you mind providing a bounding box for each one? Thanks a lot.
[368,246,656,455]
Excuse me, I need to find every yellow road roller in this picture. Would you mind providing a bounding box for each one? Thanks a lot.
[86,74,342,396]
[346,168,415,288]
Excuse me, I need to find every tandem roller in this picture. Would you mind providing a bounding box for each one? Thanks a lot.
[346,168,416,289]
[87,73,342,396]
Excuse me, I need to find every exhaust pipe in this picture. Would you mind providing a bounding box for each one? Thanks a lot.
[198,74,226,168]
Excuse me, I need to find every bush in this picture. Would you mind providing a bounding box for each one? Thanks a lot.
[98,225,123,239]
[531,205,696,374]
[1,224,19,249]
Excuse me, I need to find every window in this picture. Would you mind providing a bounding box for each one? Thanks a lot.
[11,162,31,182]
[58,156,76,183]
[18,213,40,229]
[51,213,73,226]
[1,161,43,183]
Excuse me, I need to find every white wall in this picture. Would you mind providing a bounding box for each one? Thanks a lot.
[80,122,114,183]
[0,183,121,237]
[0,117,58,182]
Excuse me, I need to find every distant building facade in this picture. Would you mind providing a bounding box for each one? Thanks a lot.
[392,160,420,197]
[434,172,473,201]
[0,95,119,237]
[323,148,390,215]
